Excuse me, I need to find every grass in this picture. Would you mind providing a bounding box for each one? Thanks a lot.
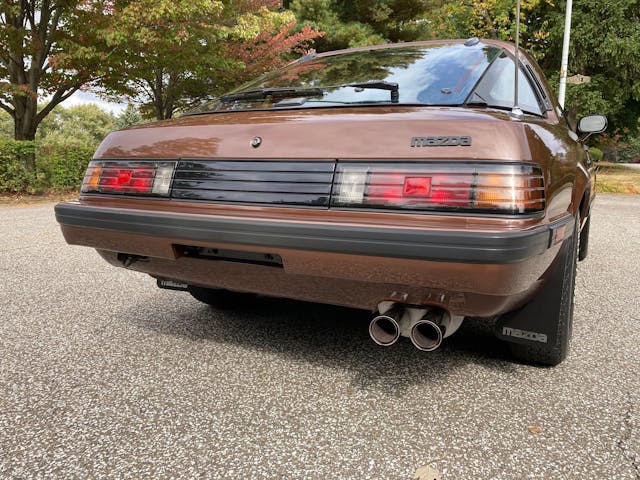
[596,162,640,194]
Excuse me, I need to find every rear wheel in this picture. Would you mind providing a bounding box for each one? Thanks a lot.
[188,286,254,310]
[506,215,580,366]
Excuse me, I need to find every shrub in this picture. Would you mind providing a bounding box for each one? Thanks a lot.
[37,144,94,190]
[0,140,39,193]
[589,147,604,162]
[0,140,94,193]
[617,137,640,163]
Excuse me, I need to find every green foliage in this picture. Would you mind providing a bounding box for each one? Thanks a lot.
[292,0,440,51]
[336,0,435,42]
[565,77,614,117]
[115,104,144,130]
[0,102,109,193]
[541,0,640,135]
[589,147,603,162]
[413,0,639,138]
[97,0,226,120]
[1,1,113,141]
[0,141,38,192]
[219,5,322,85]
[291,0,386,51]
[99,1,321,120]
[0,108,11,139]
[617,137,640,163]
[292,0,555,59]
[0,140,94,193]
[37,104,115,147]
[37,144,95,190]
[429,0,554,57]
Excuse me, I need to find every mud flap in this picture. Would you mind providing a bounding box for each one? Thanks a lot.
[494,229,573,350]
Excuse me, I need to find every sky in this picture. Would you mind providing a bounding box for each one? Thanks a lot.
[63,90,126,114]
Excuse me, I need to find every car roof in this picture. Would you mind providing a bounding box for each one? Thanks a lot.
[305,38,517,61]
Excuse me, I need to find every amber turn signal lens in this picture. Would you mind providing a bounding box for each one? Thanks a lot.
[83,164,102,190]
[475,173,545,212]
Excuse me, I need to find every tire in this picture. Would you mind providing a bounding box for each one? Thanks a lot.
[188,285,254,310]
[578,214,591,261]
[508,215,580,366]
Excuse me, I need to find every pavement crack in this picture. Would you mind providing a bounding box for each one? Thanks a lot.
[617,392,640,479]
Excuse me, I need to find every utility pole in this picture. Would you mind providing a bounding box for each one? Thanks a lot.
[510,0,524,121]
[558,0,573,109]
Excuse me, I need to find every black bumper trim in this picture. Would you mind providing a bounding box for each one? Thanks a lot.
[54,203,573,264]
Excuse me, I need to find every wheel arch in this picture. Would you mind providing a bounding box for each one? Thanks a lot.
[578,186,590,223]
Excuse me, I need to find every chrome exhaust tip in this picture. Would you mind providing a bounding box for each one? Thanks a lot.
[410,319,444,352]
[369,306,402,347]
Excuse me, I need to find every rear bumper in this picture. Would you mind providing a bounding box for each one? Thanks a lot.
[54,202,572,264]
[55,202,572,314]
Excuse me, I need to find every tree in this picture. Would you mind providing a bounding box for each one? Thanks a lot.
[98,0,321,120]
[0,0,109,167]
[114,103,143,130]
[291,0,446,52]
[542,0,640,134]
[222,2,323,82]
[429,0,554,58]
[0,107,11,139]
[37,103,115,147]
[334,0,439,43]
[98,0,226,120]
[290,0,386,52]
[427,0,640,136]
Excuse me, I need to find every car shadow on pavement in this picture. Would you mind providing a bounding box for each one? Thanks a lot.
[132,291,521,396]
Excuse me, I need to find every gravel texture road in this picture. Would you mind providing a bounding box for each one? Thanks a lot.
[0,194,638,479]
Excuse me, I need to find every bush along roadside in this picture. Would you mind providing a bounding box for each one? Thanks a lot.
[37,144,95,190]
[599,135,640,163]
[589,147,604,162]
[617,137,640,163]
[0,140,94,194]
[0,141,38,193]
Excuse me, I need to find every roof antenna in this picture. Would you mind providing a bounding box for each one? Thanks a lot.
[510,0,524,121]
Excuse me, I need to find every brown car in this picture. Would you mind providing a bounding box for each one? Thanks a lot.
[55,39,607,365]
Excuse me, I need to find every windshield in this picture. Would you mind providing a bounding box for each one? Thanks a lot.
[199,43,503,112]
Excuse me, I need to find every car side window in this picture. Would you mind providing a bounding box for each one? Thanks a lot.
[473,53,543,115]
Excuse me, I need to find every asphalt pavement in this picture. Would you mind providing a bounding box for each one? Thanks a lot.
[0,194,638,479]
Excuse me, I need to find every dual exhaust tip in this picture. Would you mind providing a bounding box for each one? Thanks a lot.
[369,305,445,351]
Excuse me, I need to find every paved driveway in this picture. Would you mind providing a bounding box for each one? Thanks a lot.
[0,194,638,479]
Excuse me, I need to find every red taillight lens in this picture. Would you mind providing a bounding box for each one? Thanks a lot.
[81,161,176,196]
[366,173,405,201]
[403,177,432,197]
[332,163,545,214]
[99,167,154,193]
[367,172,473,207]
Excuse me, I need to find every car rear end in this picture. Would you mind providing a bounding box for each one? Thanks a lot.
[55,106,573,318]
[56,39,584,364]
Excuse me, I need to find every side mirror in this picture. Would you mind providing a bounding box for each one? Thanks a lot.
[578,115,607,134]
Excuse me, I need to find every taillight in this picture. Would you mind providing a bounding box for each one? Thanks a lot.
[332,163,545,214]
[81,161,176,196]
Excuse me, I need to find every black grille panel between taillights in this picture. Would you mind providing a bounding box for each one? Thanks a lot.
[171,160,336,207]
